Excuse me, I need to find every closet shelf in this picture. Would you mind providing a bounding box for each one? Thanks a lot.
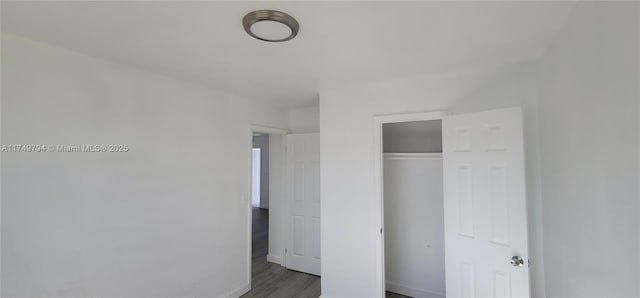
[383,152,443,159]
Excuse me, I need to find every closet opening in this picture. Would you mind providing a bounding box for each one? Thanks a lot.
[382,119,446,298]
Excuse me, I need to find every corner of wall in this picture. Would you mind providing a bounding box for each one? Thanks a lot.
[266,254,283,265]
[288,106,320,133]
[249,100,290,131]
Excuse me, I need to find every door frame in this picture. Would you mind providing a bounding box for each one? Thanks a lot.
[246,124,289,289]
[372,111,446,297]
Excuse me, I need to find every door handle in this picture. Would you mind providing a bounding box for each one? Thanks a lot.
[511,256,524,267]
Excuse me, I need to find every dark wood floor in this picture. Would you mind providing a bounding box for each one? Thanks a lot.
[386,291,412,298]
[241,207,411,298]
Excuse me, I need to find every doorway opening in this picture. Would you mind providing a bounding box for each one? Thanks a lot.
[373,111,446,298]
[243,126,321,297]
[374,108,531,298]
[246,125,288,293]
[251,134,270,261]
[382,119,446,298]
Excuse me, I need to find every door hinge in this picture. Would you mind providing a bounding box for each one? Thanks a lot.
[528,259,531,267]
[380,228,383,234]
[285,248,288,255]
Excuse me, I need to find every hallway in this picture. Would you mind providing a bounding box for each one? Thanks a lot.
[241,208,409,298]
[241,208,321,298]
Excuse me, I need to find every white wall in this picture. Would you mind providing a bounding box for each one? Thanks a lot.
[537,3,640,297]
[383,158,445,298]
[267,134,286,265]
[250,102,290,131]
[319,61,545,297]
[289,106,320,133]
[251,148,262,207]
[0,33,287,298]
[252,134,269,209]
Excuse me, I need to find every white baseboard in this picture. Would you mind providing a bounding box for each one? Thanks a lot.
[386,281,444,298]
[223,282,250,298]
[266,254,282,265]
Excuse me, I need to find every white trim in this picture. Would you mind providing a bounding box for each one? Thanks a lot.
[250,124,290,135]
[246,124,289,293]
[266,254,283,265]
[383,152,443,159]
[222,282,251,298]
[386,281,445,298]
[246,126,253,290]
[374,111,446,124]
[373,110,446,298]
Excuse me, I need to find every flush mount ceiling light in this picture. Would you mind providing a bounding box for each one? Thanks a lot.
[243,10,299,42]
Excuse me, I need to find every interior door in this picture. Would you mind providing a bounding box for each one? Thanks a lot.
[286,133,321,276]
[442,107,530,297]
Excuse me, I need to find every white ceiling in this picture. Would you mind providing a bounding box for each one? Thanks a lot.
[1,1,575,108]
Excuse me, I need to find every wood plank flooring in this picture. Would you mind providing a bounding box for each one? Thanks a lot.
[241,207,411,298]
[386,291,412,298]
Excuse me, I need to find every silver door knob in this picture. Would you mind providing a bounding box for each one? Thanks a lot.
[511,256,524,267]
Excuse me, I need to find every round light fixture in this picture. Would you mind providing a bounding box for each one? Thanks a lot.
[243,10,299,42]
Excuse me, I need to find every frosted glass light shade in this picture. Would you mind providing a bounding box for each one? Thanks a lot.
[250,20,292,41]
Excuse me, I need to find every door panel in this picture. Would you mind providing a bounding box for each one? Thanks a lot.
[286,133,321,276]
[443,108,530,298]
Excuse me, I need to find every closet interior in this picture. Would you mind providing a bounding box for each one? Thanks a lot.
[383,119,446,298]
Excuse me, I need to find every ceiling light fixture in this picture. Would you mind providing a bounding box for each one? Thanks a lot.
[243,10,299,42]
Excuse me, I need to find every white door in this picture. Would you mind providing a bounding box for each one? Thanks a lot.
[286,133,321,276]
[442,107,530,297]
